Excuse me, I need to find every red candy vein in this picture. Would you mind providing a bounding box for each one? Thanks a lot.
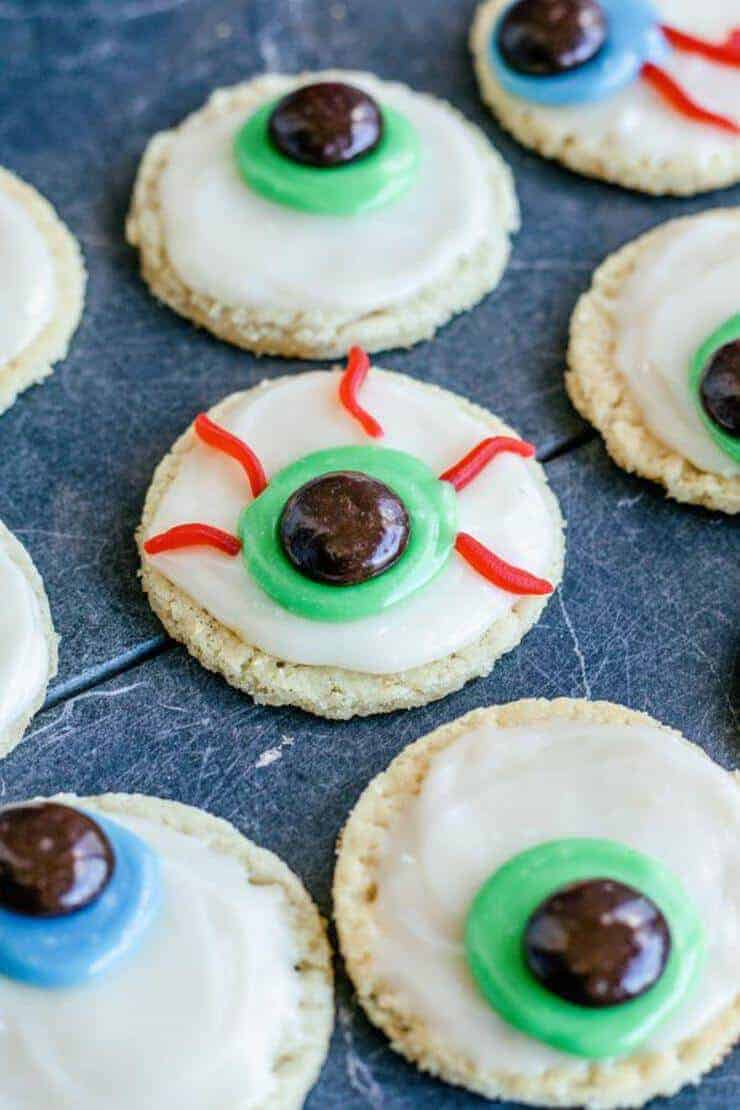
[661,24,740,67]
[194,412,268,498]
[338,346,383,438]
[455,533,553,596]
[144,523,242,557]
[641,62,740,135]
[440,436,535,491]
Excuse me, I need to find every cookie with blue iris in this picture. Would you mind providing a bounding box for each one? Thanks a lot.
[138,352,564,719]
[126,69,519,359]
[0,794,333,1106]
[471,0,740,195]
[334,698,740,1107]
[567,209,740,513]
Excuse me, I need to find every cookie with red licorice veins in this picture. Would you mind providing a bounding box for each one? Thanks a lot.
[138,356,563,719]
[334,699,739,1106]
[471,0,740,196]
[126,68,520,358]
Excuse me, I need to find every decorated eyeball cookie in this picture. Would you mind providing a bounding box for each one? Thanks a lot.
[567,209,740,513]
[0,168,85,416]
[471,1,740,195]
[0,794,333,1107]
[126,70,519,358]
[0,521,57,759]
[334,699,740,1107]
[138,350,564,719]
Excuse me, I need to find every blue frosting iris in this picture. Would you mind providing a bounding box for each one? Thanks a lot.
[0,813,161,989]
[490,0,668,106]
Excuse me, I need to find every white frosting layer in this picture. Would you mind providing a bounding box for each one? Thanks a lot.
[158,74,502,314]
[371,720,740,1075]
[615,211,740,478]
[0,810,305,1109]
[144,371,558,674]
[0,188,55,366]
[0,534,49,735]
[486,0,740,166]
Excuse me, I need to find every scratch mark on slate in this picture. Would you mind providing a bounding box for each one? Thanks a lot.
[254,734,295,769]
[557,593,592,699]
[338,1002,384,1107]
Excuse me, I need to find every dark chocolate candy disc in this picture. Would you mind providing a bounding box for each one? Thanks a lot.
[269,82,383,167]
[0,802,114,917]
[700,340,740,437]
[524,878,670,1007]
[279,470,409,586]
[498,0,608,75]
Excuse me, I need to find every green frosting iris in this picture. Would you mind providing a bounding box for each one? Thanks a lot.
[233,101,421,216]
[689,314,740,464]
[465,839,705,1059]
[238,445,457,622]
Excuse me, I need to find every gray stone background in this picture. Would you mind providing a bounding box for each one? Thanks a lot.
[0,1,738,1106]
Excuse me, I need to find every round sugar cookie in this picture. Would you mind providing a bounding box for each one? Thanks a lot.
[566,209,740,513]
[0,792,333,1107]
[137,357,564,719]
[471,1,740,196]
[0,167,85,416]
[0,520,58,758]
[334,698,740,1107]
[126,69,519,358]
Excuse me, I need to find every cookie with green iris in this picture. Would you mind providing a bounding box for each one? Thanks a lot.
[239,446,458,622]
[465,838,705,1059]
[234,95,421,216]
[334,699,740,1107]
[689,314,740,465]
[127,70,520,359]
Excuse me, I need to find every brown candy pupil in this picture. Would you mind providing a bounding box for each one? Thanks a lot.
[524,878,670,1007]
[498,0,608,75]
[0,802,114,917]
[279,470,410,586]
[269,82,383,168]
[700,340,740,437]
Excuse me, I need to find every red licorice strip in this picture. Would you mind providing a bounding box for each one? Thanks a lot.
[440,437,535,492]
[338,346,383,438]
[194,412,268,498]
[144,523,242,557]
[641,62,740,135]
[662,24,740,67]
[455,532,553,596]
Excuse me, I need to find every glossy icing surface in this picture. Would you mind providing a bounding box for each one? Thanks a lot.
[0,537,49,737]
[158,73,503,313]
[0,189,55,367]
[0,809,305,1108]
[371,720,739,1074]
[144,371,558,673]
[615,211,740,478]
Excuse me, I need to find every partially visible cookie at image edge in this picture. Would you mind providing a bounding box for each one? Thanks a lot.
[0,166,85,416]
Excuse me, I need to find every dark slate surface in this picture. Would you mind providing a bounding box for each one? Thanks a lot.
[0,1,738,1107]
